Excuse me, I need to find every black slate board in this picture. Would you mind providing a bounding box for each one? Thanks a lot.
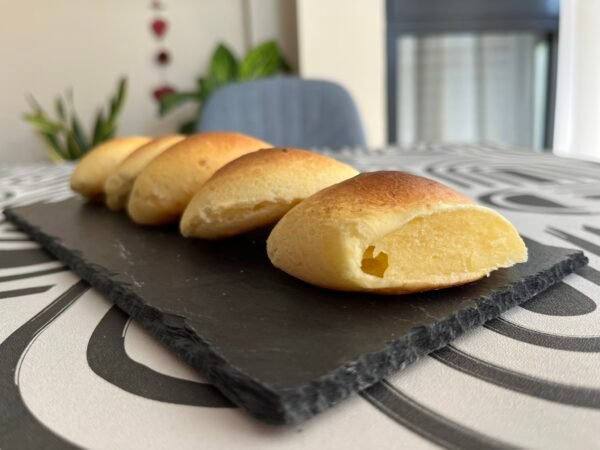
[5,198,588,424]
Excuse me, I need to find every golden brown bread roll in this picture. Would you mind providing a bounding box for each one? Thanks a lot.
[180,148,359,239]
[267,171,528,294]
[70,136,151,199]
[104,135,185,211]
[127,132,271,225]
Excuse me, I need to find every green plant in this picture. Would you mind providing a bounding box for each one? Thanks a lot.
[23,77,128,161]
[159,40,292,134]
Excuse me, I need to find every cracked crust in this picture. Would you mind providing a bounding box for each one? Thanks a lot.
[267,171,527,294]
[127,132,271,225]
[180,148,359,239]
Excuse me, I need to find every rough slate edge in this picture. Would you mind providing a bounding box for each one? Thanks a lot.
[4,208,589,426]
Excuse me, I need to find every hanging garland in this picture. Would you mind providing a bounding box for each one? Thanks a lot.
[149,0,174,101]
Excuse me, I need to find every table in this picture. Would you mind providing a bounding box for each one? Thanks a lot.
[1,144,599,449]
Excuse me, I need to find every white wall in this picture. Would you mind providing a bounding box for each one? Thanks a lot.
[296,0,386,147]
[0,0,297,163]
[553,0,600,161]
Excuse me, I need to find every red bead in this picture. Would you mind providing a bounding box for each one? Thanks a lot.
[156,50,171,65]
[153,85,175,101]
[151,18,168,38]
[150,0,164,10]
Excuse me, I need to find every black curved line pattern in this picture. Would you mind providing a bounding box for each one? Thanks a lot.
[532,163,600,181]
[0,267,66,283]
[471,169,522,186]
[424,166,472,188]
[0,248,54,269]
[584,226,600,238]
[577,266,600,285]
[444,150,600,180]
[497,170,554,184]
[425,160,491,188]
[0,190,16,202]
[431,346,600,409]
[485,318,600,352]
[518,281,596,316]
[546,228,600,257]
[423,156,599,191]
[447,166,495,187]
[504,194,568,209]
[87,306,235,408]
[362,380,517,450]
[0,285,53,299]
[0,280,88,449]
[479,192,590,215]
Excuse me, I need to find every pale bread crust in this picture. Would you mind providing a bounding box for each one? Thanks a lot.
[104,135,185,210]
[70,136,151,198]
[127,132,271,225]
[267,171,527,294]
[180,148,359,238]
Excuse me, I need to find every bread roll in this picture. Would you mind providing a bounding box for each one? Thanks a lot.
[70,136,151,199]
[267,171,527,294]
[180,148,359,239]
[127,132,270,225]
[104,135,185,210]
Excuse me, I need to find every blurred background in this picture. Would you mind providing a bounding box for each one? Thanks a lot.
[1,0,598,163]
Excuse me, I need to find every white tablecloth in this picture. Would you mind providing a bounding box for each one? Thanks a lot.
[1,144,600,449]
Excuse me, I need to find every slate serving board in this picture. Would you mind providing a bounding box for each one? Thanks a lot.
[5,198,588,424]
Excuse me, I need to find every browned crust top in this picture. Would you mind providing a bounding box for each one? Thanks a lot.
[167,132,270,154]
[302,171,473,214]
[207,148,355,182]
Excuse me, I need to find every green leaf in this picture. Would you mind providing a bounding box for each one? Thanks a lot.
[102,121,117,142]
[179,119,197,135]
[280,54,293,73]
[209,44,238,84]
[22,112,63,134]
[66,130,82,160]
[62,87,83,158]
[23,78,129,160]
[198,78,218,102]
[26,94,43,113]
[159,92,200,116]
[65,87,74,106]
[71,113,89,153]
[55,97,67,121]
[92,110,106,146]
[100,119,117,142]
[41,132,68,161]
[109,77,127,118]
[239,41,284,80]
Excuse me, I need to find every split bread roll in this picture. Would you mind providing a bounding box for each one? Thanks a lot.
[70,136,151,199]
[267,171,528,294]
[127,132,271,225]
[104,134,185,211]
[180,148,359,239]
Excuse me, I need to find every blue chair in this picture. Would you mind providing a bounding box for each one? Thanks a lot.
[197,77,366,150]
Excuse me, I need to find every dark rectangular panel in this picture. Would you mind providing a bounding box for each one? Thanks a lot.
[5,198,587,424]
[387,0,559,33]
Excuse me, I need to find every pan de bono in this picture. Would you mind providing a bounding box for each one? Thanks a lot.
[70,136,151,199]
[104,134,185,211]
[180,148,359,239]
[267,171,527,294]
[127,132,271,225]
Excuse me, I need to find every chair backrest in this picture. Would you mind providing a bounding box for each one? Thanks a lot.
[197,77,366,150]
